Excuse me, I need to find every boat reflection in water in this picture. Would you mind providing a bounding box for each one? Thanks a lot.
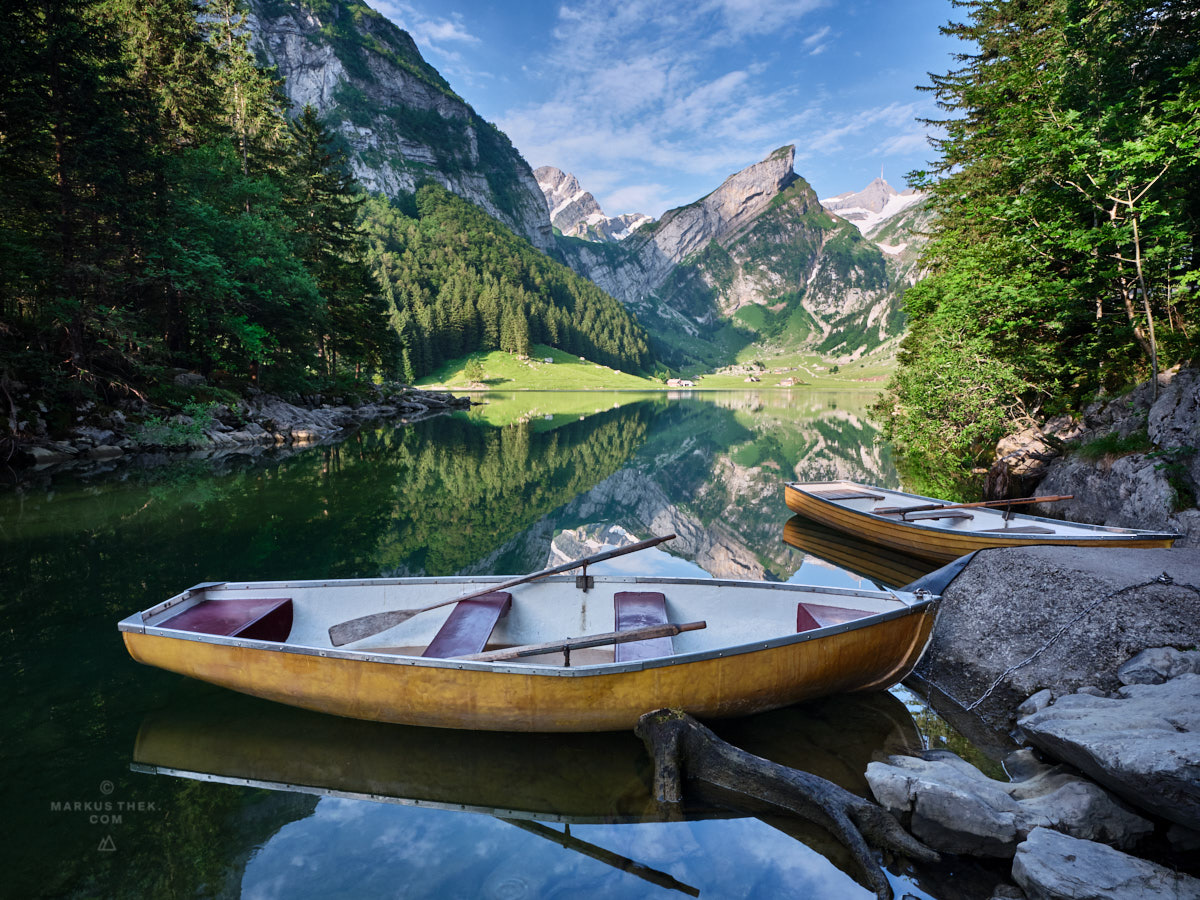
[782,514,941,590]
[134,689,921,822]
[134,689,922,894]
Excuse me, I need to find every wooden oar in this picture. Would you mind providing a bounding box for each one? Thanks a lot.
[873,495,1073,516]
[328,533,677,646]
[460,620,707,662]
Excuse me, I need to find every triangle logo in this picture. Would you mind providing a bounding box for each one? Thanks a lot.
[97,835,117,852]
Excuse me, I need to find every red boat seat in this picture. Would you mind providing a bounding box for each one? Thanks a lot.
[422,592,512,658]
[159,597,293,642]
[614,591,674,662]
[798,602,871,632]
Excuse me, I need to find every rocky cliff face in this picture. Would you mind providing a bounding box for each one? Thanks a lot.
[245,0,554,253]
[1030,368,1200,547]
[555,147,899,365]
[534,166,651,242]
[864,197,934,290]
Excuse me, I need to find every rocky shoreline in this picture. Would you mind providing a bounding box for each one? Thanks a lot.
[11,383,472,472]
[890,546,1200,899]
[986,366,1200,548]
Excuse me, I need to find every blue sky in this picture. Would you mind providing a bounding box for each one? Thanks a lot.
[371,0,961,218]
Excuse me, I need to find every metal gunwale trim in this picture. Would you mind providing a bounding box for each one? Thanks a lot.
[149,572,915,601]
[121,574,923,634]
[129,596,934,677]
[132,764,612,825]
[784,481,1182,540]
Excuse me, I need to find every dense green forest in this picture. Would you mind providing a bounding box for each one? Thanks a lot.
[0,0,396,421]
[876,0,1199,493]
[361,185,655,383]
[0,0,654,440]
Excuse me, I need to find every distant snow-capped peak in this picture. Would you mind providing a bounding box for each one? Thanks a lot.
[534,166,652,243]
[820,177,925,236]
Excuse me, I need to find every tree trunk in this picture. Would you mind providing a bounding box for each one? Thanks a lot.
[635,709,938,900]
[1129,206,1159,400]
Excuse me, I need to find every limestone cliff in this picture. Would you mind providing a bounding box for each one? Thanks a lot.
[245,0,553,253]
[864,196,934,290]
[556,147,899,366]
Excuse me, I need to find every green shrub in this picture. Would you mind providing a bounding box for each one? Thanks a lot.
[1075,430,1153,461]
[134,400,218,448]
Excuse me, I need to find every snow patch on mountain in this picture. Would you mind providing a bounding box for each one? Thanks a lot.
[821,177,925,237]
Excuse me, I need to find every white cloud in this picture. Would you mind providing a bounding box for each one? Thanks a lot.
[802,25,831,48]
[604,183,677,215]
[803,102,922,155]
[709,0,830,38]
[497,0,831,215]
[372,0,480,48]
[875,130,932,156]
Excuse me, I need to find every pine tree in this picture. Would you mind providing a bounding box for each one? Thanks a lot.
[286,105,391,377]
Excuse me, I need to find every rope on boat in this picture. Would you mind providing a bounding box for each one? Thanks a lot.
[964,572,1199,712]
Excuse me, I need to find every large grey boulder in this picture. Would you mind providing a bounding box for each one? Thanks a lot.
[1018,674,1200,831]
[915,547,1200,726]
[866,749,1151,857]
[1013,827,1200,900]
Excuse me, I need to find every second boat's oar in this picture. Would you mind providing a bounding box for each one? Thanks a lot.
[873,495,1073,516]
[328,533,677,646]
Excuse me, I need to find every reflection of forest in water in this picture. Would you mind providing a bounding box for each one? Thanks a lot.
[0,391,909,899]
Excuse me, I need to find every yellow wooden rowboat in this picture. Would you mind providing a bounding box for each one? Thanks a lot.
[119,572,938,732]
[784,480,1179,563]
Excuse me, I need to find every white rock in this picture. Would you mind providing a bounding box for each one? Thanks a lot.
[1013,827,1200,900]
[865,749,1151,858]
[1019,674,1200,830]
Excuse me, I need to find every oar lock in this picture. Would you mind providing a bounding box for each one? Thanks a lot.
[576,561,594,591]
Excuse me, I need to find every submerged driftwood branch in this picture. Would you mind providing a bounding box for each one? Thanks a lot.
[634,708,939,900]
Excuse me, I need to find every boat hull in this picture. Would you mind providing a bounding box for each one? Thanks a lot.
[785,482,1178,563]
[122,604,935,732]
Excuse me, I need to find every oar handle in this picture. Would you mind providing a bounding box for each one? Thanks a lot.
[460,620,707,662]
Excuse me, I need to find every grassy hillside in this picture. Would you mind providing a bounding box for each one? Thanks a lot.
[418,343,895,393]
[416,345,661,390]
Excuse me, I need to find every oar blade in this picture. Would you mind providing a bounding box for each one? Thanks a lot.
[329,608,416,646]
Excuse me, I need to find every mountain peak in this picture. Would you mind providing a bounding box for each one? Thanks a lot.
[820,176,925,235]
[534,166,652,242]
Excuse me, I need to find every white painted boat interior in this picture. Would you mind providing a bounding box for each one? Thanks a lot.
[136,575,918,666]
[793,481,1156,537]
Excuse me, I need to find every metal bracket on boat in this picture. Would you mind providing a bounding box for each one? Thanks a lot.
[575,562,593,592]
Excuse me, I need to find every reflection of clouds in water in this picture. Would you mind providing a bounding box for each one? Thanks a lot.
[241,800,872,898]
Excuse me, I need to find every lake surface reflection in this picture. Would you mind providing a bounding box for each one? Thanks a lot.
[1,390,974,898]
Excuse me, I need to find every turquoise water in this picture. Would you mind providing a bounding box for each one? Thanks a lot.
[1,391,979,898]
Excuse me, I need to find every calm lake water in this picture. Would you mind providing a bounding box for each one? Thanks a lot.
[1,390,993,899]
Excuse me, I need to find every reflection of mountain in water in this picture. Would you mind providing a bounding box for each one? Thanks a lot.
[371,405,652,574]
[476,394,898,582]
